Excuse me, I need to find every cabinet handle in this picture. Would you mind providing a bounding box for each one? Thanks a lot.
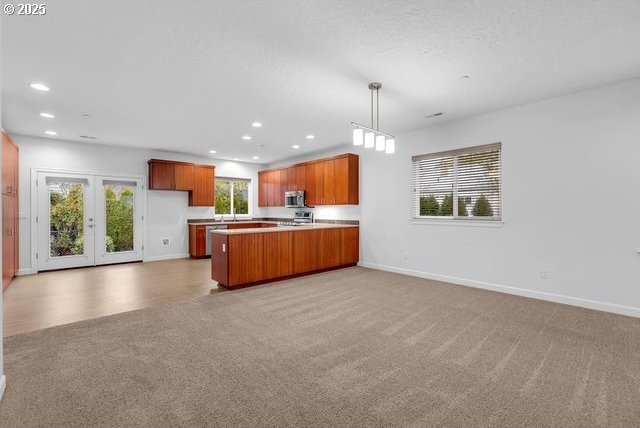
[7,186,12,194]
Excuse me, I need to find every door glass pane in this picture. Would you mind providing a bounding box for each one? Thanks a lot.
[105,184,135,252]
[215,179,231,214]
[233,180,249,214]
[49,182,84,257]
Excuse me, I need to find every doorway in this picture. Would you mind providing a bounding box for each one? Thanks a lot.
[36,171,144,271]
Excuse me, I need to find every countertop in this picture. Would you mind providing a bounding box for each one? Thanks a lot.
[189,221,278,227]
[210,223,359,235]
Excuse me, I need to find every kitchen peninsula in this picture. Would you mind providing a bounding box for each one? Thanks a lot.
[211,224,359,288]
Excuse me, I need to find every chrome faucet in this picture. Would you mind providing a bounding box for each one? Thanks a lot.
[219,215,224,223]
[233,208,237,222]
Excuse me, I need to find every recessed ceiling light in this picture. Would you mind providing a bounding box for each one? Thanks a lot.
[45,130,57,136]
[242,135,251,140]
[252,156,260,160]
[233,158,240,161]
[40,112,55,118]
[292,145,300,149]
[30,82,50,92]
[209,150,217,154]
[460,75,470,80]
[251,122,262,128]
[306,135,315,140]
[425,112,444,118]
[79,135,97,140]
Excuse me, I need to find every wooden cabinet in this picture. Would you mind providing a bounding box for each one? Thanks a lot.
[258,171,268,207]
[175,163,194,191]
[2,130,19,291]
[188,225,207,258]
[148,159,215,206]
[229,234,265,284]
[190,222,278,258]
[264,231,294,279]
[148,160,175,190]
[257,154,358,207]
[190,165,215,206]
[212,226,359,288]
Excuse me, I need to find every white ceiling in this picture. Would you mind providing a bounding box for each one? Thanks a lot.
[2,0,640,164]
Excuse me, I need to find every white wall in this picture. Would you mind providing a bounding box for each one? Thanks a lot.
[15,135,265,272]
[359,78,640,317]
[264,146,362,221]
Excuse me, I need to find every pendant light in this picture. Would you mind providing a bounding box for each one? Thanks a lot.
[351,82,396,154]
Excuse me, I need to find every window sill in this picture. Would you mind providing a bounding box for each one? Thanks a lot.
[409,218,504,228]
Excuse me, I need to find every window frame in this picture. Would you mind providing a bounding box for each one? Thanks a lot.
[411,142,502,224]
[215,177,253,218]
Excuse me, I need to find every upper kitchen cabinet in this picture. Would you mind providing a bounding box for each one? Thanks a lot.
[2,131,20,197]
[148,159,215,206]
[258,153,358,207]
[190,165,215,206]
[174,163,195,191]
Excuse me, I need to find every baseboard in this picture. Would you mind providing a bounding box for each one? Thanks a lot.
[17,268,35,276]
[143,253,190,262]
[0,374,6,401]
[358,262,640,318]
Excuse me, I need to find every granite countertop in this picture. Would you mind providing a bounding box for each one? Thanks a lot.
[210,223,359,235]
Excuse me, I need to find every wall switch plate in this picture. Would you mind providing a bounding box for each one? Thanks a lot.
[540,270,549,280]
[161,238,170,246]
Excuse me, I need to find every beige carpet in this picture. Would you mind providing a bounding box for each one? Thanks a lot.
[1,267,639,427]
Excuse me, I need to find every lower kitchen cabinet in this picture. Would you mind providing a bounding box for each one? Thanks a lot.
[212,226,359,288]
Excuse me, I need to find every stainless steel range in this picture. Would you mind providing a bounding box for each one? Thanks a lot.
[277,211,313,227]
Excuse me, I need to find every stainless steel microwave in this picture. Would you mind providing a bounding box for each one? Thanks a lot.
[285,190,306,208]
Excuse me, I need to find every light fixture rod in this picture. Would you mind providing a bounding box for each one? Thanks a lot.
[350,122,395,139]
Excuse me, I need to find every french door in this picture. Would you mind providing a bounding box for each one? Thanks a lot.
[36,172,144,271]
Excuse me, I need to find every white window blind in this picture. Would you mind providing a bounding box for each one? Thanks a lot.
[412,143,501,220]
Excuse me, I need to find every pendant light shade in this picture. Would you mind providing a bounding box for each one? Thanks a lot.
[350,82,396,154]
[364,132,374,148]
[353,128,364,146]
[385,139,395,154]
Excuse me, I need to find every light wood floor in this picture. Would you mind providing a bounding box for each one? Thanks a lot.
[3,258,220,337]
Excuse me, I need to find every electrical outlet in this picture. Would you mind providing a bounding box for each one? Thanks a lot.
[540,270,549,280]
[161,238,170,246]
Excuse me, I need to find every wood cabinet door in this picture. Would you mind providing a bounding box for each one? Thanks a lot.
[314,162,325,205]
[2,132,18,196]
[295,165,306,192]
[258,172,268,207]
[318,228,342,269]
[267,170,276,207]
[264,231,293,279]
[287,167,296,191]
[174,164,194,191]
[304,163,317,205]
[277,168,289,207]
[340,227,359,265]
[333,156,350,204]
[292,230,319,273]
[229,234,264,285]
[148,161,175,190]
[190,165,215,206]
[3,194,15,290]
[323,159,336,205]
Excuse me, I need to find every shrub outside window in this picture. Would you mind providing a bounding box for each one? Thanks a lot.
[412,143,501,221]
[215,178,250,215]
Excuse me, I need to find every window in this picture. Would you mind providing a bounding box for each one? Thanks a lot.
[215,178,251,215]
[412,143,501,221]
